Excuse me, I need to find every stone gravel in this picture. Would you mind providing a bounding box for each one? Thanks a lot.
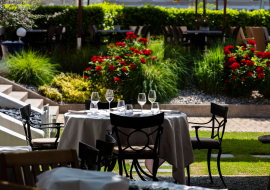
[169,85,270,105]
[133,176,269,190]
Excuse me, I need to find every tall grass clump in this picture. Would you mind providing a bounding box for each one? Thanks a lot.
[193,42,225,94]
[6,50,60,86]
[0,60,10,77]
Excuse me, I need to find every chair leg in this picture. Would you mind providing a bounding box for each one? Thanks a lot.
[186,165,190,186]
[217,147,226,188]
[129,160,134,180]
[123,159,129,177]
[118,158,123,176]
[134,160,146,181]
[152,157,159,181]
[207,148,213,183]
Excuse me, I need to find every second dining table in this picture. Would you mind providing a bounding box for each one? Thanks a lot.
[58,110,194,185]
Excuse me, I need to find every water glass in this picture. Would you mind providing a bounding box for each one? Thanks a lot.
[151,102,159,114]
[90,102,98,114]
[91,92,99,106]
[125,104,133,116]
[105,90,114,112]
[148,90,157,103]
[117,100,126,114]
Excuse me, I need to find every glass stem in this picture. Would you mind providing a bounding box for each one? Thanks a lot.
[109,102,111,112]
[141,105,143,113]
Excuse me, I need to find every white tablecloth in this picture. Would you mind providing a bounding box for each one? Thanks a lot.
[58,111,194,184]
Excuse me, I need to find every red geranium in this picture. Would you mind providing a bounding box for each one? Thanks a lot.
[110,45,114,48]
[142,49,151,56]
[224,88,227,92]
[239,43,247,48]
[256,51,264,58]
[258,72,265,79]
[86,67,91,71]
[114,77,120,83]
[10,28,14,32]
[230,62,240,72]
[133,49,143,55]
[126,32,137,40]
[129,47,135,51]
[115,42,125,47]
[223,49,231,56]
[248,40,256,47]
[256,67,264,74]
[263,52,270,59]
[84,75,88,79]
[247,72,253,77]
[266,61,270,67]
[126,54,130,57]
[123,67,127,73]
[96,65,102,71]
[141,57,146,64]
[224,45,234,51]
[232,75,236,79]
[244,55,249,60]
[109,65,116,72]
[250,48,256,53]
[114,56,122,60]
[138,37,148,46]
[129,63,136,70]
[241,78,245,82]
[245,60,254,67]
[225,79,229,83]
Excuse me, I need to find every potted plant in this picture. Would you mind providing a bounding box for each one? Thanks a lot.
[198,17,210,31]
[0,0,43,58]
[113,14,125,31]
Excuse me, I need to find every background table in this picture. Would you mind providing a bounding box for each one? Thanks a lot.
[58,111,194,184]
[98,30,135,33]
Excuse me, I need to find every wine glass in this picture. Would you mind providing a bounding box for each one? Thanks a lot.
[148,90,156,104]
[125,104,133,116]
[91,92,99,110]
[151,102,159,114]
[138,93,146,114]
[117,100,125,114]
[105,90,114,112]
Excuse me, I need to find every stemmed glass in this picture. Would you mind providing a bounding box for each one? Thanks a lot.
[148,90,157,104]
[138,93,146,114]
[105,90,114,112]
[91,92,99,112]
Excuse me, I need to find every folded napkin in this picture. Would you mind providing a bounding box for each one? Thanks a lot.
[37,167,129,190]
[160,110,181,114]
[68,110,88,115]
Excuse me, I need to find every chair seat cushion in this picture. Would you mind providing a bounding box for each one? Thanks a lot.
[113,145,154,155]
[32,138,60,148]
[190,137,220,147]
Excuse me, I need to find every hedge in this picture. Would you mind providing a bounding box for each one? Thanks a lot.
[31,3,270,45]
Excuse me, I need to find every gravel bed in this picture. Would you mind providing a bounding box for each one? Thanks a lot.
[169,85,270,105]
[133,176,269,190]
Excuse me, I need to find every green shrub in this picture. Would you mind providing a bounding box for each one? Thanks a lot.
[0,60,10,77]
[38,85,63,102]
[6,50,60,86]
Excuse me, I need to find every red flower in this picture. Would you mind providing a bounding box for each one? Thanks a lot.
[126,32,137,40]
[247,72,253,77]
[232,75,236,79]
[245,60,254,67]
[98,59,104,63]
[225,57,235,67]
[239,43,247,48]
[123,67,127,73]
[98,72,101,75]
[223,49,231,56]
[96,65,102,71]
[115,42,125,47]
[120,61,126,66]
[129,47,135,51]
[10,28,14,32]
[138,37,148,46]
[114,77,120,83]
[256,66,264,74]
[230,62,240,72]
[244,55,249,60]
[256,51,264,58]
[114,56,122,60]
[250,48,256,53]
[240,60,246,65]
[91,55,102,62]
[110,45,114,48]
[126,54,130,56]
[266,61,270,67]
[140,57,146,64]
[133,49,143,55]
[248,40,256,47]
[142,49,152,56]
[84,75,88,79]
[224,88,227,92]
[85,67,91,71]
[129,63,136,70]
[109,65,116,72]
[225,79,229,83]
[109,57,112,59]
[258,72,265,79]
[224,45,234,51]
[263,52,270,59]
[241,78,245,81]
[242,48,245,51]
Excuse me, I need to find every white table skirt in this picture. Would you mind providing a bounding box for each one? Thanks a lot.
[58,112,194,184]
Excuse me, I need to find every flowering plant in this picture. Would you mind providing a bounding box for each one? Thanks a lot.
[223,40,270,97]
[84,32,158,98]
[198,17,210,27]
[45,9,69,26]
[112,14,125,25]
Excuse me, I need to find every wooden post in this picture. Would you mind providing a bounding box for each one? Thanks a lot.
[78,0,82,38]
[216,0,218,10]
[203,0,206,18]
[222,0,227,29]
[195,0,198,30]
[88,0,90,5]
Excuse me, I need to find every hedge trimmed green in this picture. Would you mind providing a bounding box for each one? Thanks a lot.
[31,3,270,45]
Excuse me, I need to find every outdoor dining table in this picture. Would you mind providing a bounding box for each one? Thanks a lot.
[98,29,135,34]
[58,110,194,185]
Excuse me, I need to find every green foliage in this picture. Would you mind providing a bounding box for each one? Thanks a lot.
[31,3,270,46]
[0,60,10,77]
[5,50,59,86]
[38,85,63,102]
[193,42,225,94]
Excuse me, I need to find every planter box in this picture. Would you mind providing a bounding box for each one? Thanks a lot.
[1,42,24,59]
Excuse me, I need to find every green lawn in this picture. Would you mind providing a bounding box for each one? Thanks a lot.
[111,131,270,176]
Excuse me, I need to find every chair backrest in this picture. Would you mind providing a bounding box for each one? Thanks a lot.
[180,26,187,33]
[252,27,266,51]
[263,27,270,41]
[85,99,132,110]
[79,142,99,170]
[19,104,33,147]
[47,25,56,42]
[0,149,79,186]
[245,26,254,38]
[172,26,179,43]
[110,112,164,156]
[140,25,148,35]
[55,26,63,42]
[0,181,43,190]
[239,27,247,40]
[129,26,140,35]
[92,25,99,33]
[209,103,229,144]
[231,26,240,43]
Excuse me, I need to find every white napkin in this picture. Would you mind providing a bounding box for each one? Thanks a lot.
[68,110,88,115]
[160,110,181,114]
[36,168,129,190]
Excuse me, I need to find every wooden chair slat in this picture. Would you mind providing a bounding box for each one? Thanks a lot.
[13,166,24,185]
[32,165,41,183]
[60,162,67,167]
[51,163,59,169]
[41,164,50,172]
[22,166,34,187]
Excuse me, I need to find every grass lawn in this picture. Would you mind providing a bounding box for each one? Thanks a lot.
[111,131,270,176]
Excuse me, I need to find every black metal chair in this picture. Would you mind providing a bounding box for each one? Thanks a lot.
[187,103,229,188]
[19,104,64,151]
[140,25,151,38]
[79,142,99,170]
[110,112,164,181]
[85,99,132,110]
[162,26,173,44]
[52,25,63,49]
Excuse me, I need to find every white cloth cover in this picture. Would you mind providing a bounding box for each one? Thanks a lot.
[160,110,181,114]
[36,168,129,190]
[67,110,89,115]
[0,146,31,153]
